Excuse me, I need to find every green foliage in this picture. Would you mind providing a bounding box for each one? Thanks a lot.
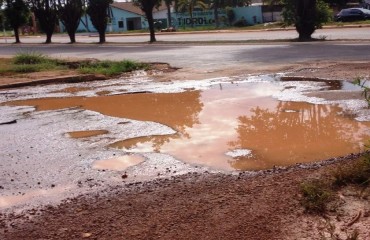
[133,0,161,42]
[353,78,370,107]
[86,0,113,43]
[281,0,332,40]
[79,60,148,76]
[56,0,84,43]
[14,52,51,64]
[11,52,63,73]
[4,53,148,76]
[4,0,30,42]
[300,179,333,213]
[332,154,370,187]
[29,0,58,43]
[12,62,60,73]
[316,0,333,28]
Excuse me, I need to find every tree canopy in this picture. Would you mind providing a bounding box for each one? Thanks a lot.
[28,0,58,43]
[86,0,113,43]
[4,0,30,43]
[133,0,161,42]
[56,0,85,43]
[282,0,332,41]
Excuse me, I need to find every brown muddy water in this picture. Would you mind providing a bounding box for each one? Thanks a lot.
[6,82,370,171]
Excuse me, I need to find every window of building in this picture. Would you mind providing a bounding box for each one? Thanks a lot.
[118,21,124,28]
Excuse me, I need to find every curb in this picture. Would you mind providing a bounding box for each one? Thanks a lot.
[0,74,106,89]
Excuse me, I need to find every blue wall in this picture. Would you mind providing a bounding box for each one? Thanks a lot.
[233,6,263,25]
[60,6,263,33]
[63,7,145,33]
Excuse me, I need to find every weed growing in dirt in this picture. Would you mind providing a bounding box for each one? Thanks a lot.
[14,52,50,65]
[332,153,370,188]
[79,60,148,76]
[300,179,333,214]
[353,78,370,107]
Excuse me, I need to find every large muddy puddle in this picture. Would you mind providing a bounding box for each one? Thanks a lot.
[6,81,370,171]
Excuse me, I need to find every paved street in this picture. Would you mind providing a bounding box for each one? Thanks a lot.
[1,27,370,44]
[1,40,370,72]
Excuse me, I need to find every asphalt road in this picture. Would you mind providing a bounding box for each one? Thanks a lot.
[1,27,370,44]
[1,41,370,72]
[0,28,370,71]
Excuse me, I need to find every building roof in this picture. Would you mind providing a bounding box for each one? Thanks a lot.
[111,1,168,16]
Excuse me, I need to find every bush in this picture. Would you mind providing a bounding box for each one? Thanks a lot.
[332,154,370,187]
[300,179,333,213]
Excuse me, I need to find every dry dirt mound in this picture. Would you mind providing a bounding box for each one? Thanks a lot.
[1,155,369,240]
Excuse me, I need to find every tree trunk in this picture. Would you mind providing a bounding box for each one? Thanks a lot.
[214,1,219,28]
[68,30,76,43]
[13,27,20,43]
[45,32,52,44]
[166,3,172,27]
[296,0,316,41]
[190,10,194,28]
[146,10,156,42]
[98,30,106,43]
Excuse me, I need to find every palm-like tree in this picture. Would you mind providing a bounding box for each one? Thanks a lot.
[177,0,208,27]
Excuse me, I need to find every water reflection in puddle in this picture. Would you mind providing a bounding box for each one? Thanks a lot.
[93,155,145,171]
[7,82,370,171]
[67,130,109,138]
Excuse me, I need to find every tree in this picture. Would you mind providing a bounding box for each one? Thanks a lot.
[133,0,161,43]
[177,0,208,27]
[282,0,332,41]
[324,0,348,8]
[29,0,58,44]
[209,0,250,28]
[56,0,84,43]
[164,0,173,27]
[4,0,30,43]
[86,0,112,44]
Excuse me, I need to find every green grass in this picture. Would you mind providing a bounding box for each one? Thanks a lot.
[79,60,148,76]
[11,52,64,73]
[0,52,148,76]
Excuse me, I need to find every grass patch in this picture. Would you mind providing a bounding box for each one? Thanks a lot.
[300,179,333,214]
[79,60,148,76]
[14,52,51,65]
[11,52,64,73]
[0,52,148,76]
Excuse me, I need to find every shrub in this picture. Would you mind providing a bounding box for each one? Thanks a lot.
[332,154,370,188]
[300,179,333,213]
